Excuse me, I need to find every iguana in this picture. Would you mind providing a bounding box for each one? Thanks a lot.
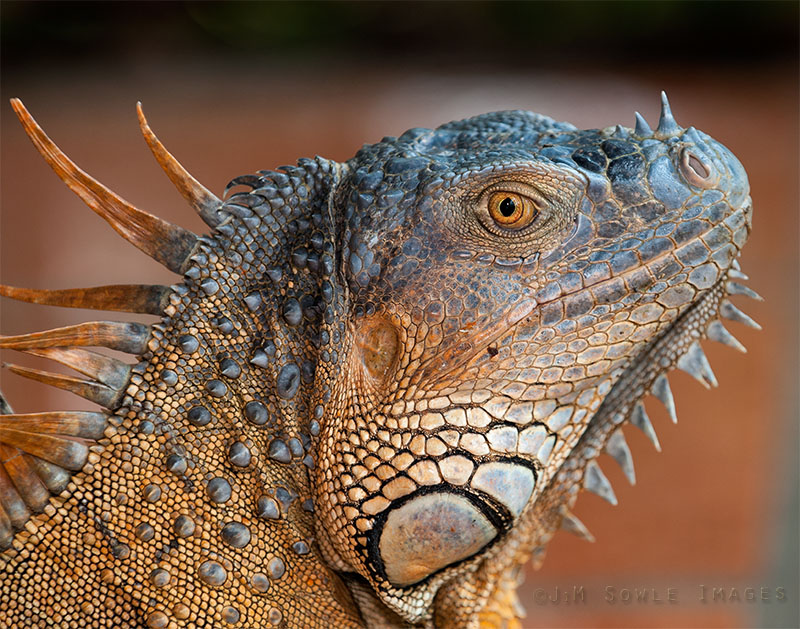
[0,94,760,628]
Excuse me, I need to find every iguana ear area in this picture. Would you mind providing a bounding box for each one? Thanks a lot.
[354,317,401,383]
[456,162,586,251]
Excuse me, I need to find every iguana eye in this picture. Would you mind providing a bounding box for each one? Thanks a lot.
[487,191,538,229]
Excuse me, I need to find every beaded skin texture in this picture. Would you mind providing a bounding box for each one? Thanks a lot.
[0,95,760,628]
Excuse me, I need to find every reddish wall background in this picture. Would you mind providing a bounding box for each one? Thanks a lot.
[1,3,797,627]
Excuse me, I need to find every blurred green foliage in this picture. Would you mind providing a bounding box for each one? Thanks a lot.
[2,0,797,72]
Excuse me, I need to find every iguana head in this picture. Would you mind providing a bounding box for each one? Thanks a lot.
[310,94,755,622]
[0,95,758,628]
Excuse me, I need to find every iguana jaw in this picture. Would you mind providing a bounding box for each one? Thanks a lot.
[534,253,756,557]
[451,203,760,629]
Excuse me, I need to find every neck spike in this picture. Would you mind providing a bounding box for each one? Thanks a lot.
[137,103,223,227]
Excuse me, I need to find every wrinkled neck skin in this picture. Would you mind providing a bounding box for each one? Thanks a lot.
[309,115,751,626]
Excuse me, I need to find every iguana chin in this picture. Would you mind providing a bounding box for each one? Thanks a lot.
[0,94,760,628]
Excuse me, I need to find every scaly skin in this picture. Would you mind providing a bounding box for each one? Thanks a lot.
[0,95,758,628]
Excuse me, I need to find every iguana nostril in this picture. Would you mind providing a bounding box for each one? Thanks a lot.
[686,153,709,178]
[356,318,400,381]
[680,147,718,188]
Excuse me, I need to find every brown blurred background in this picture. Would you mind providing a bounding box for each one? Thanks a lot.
[1,2,797,627]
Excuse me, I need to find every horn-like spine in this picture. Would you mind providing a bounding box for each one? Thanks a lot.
[136,103,223,227]
[9,99,198,274]
[0,464,30,528]
[0,444,50,513]
[706,320,746,353]
[0,499,14,547]
[656,91,681,137]
[634,112,653,137]
[0,412,108,439]
[0,284,169,316]
[28,456,71,494]
[726,281,763,301]
[683,126,702,142]
[560,506,595,543]
[3,364,121,409]
[651,374,677,424]
[0,426,88,471]
[584,460,618,505]
[0,321,150,355]
[676,342,718,389]
[23,348,131,389]
[630,402,661,451]
[720,300,761,330]
[605,429,636,485]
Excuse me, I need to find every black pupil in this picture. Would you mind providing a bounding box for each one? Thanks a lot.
[499,197,516,217]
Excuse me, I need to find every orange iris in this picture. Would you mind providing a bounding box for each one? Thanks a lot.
[487,192,538,229]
